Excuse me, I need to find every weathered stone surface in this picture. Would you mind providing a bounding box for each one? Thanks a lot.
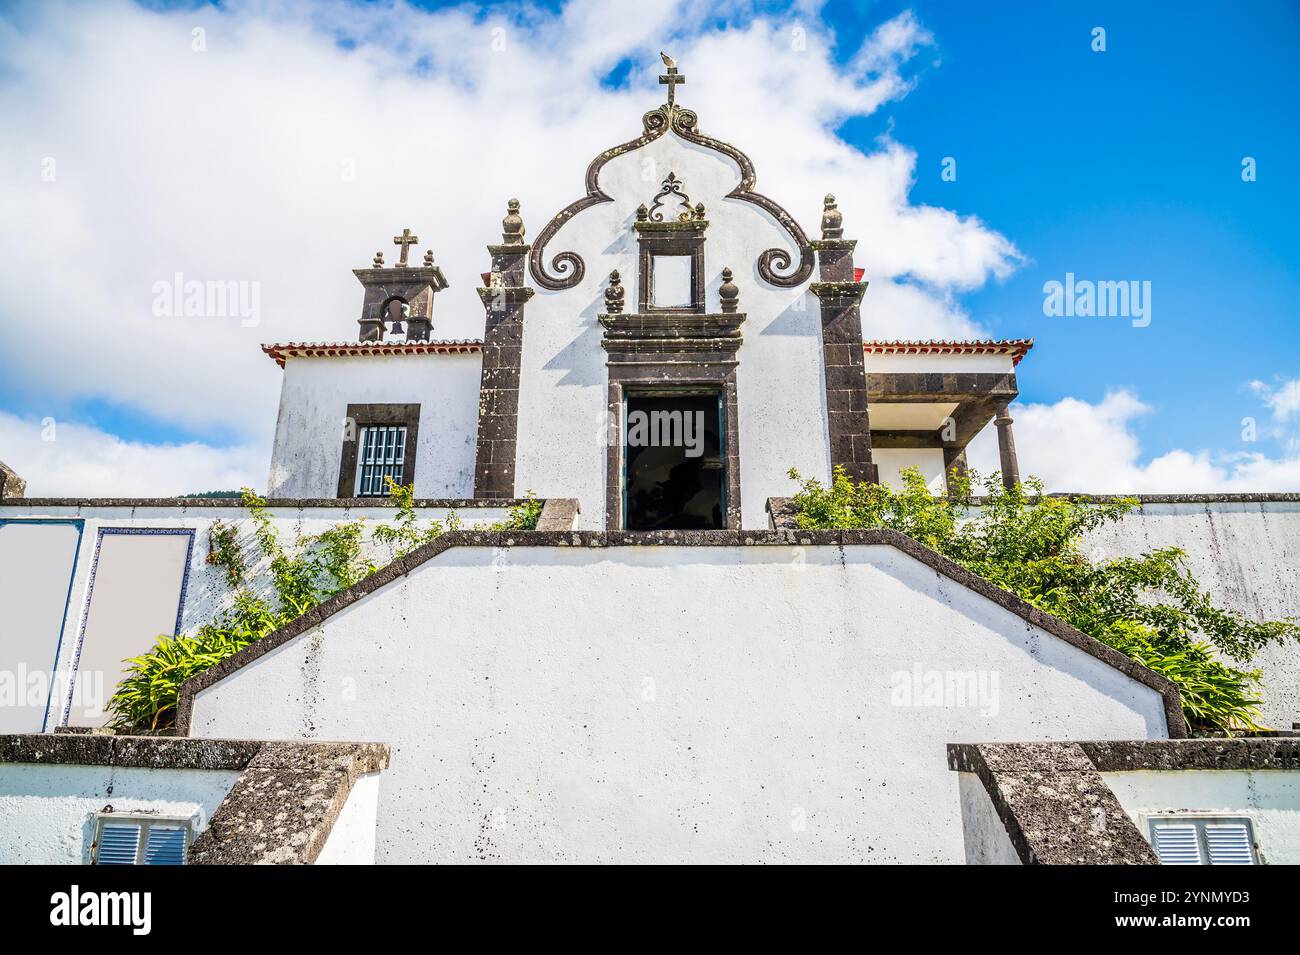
[949,737,1300,864]
[535,498,581,531]
[948,742,1159,865]
[0,734,390,865]
[0,459,24,500]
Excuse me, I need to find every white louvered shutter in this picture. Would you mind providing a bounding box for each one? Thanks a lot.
[1151,822,1203,864]
[96,823,142,865]
[1204,822,1254,865]
[143,825,188,865]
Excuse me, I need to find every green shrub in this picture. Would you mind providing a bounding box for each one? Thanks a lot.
[110,484,443,730]
[787,465,1298,733]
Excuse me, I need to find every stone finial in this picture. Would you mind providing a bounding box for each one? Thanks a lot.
[821,194,843,239]
[0,459,25,500]
[502,198,525,245]
[604,270,625,314]
[372,251,385,268]
[423,249,435,267]
[719,267,739,313]
[693,202,706,221]
[636,203,649,223]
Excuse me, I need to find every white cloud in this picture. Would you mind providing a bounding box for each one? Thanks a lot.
[1250,376,1300,424]
[967,389,1300,493]
[0,412,266,497]
[0,0,1019,463]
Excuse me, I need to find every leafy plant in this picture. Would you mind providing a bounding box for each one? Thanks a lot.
[489,492,544,531]
[110,484,441,730]
[371,478,459,557]
[787,465,1298,733]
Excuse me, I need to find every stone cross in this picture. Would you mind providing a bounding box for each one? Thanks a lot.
[392,228,419,267]
[659,60,685,106]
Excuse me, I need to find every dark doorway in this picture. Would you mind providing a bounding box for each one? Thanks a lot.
[624,392,725,530]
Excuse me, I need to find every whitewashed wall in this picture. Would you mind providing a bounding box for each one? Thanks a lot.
[1104,769,1300,865]
[267,352,482,498]
[518,129,830,529]
[955,771,1022,865]
[0,763,238,864]
[314,771,382,865]
[0,502,514,731]
[190,541,1170,864]
[873,448,947,493]
[1084,501,1300,729]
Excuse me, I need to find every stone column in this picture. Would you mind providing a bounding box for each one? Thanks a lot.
[995,407,1020,489]
[473,199,534,499]
[943,446,968,499]
[809,195,877,485]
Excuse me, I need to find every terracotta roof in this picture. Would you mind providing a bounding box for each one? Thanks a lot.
[863,339,1034,366]
[262,340,482,367]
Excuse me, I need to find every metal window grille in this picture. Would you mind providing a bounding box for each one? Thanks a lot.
[355,425,407,496]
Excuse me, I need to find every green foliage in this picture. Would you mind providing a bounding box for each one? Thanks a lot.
[205,520,244,587]
[788,466,1299,732]
[109,484,442,730]
[489,492,544,531]
[371,478,459,557]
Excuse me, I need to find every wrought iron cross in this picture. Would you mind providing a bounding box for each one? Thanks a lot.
[392,228,419,267]
[659,54,685,106]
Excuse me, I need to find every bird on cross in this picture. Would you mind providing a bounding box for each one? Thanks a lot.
[659,52,685,106]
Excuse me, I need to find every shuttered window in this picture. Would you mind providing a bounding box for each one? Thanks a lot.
[355,425,407,496]
[93,816,191,865]
[1148,817,1257,865]
[95,823,141,865]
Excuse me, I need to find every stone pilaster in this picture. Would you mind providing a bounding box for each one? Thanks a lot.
[810,195,877,485]
[473,200,534,499]
[995,407,1020,489]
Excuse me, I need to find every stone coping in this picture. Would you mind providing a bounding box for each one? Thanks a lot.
[1,497,530,511]
[0,734,389,865]
[946,738,1300,865]
[174,527,1187,739]
[766,494,1300,529]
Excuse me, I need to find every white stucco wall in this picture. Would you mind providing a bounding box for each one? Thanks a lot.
[873,448,947,493]
[190,541,1169,864]
[0,763,238,864]
[1103,769,1300,865]
[955,771,1022,865]
[1084,501,1300,728]
[0,503,514,730]
[314,771,383,865]
[517,129,830,530]
[863,352,1016,375]
[267,352,482,498]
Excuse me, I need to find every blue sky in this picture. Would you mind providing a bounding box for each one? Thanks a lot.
[0,0,1297,493]
[835,0,1300,460]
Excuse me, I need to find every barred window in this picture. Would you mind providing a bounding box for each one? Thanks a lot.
[355,425,407,496]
